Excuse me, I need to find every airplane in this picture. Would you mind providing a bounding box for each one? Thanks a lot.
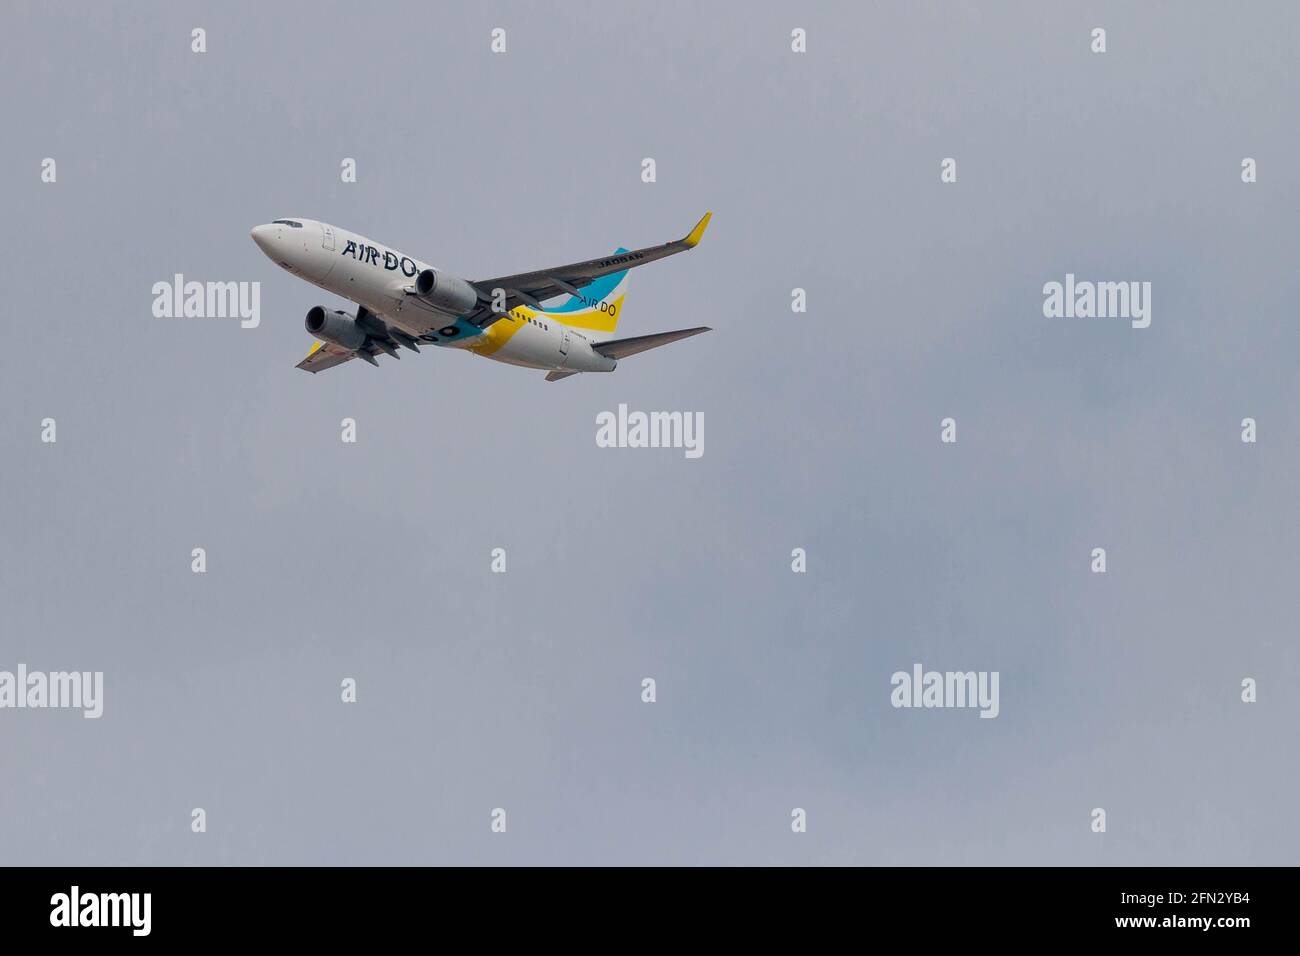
[249,213,712,381]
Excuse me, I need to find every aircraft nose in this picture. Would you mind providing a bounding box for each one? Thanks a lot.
[250,223,276,254]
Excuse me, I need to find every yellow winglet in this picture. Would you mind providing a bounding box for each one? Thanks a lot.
[682,211,712,248]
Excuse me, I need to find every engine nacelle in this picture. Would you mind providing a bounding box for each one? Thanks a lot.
[305,306,367,351]
[415,268,478,316]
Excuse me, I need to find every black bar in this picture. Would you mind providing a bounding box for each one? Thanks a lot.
[0,867,1277,942]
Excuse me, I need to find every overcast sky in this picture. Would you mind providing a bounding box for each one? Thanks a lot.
[1,0,1297,865]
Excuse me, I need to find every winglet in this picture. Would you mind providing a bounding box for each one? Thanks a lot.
[296,340,326,369]
[682,211,712,249]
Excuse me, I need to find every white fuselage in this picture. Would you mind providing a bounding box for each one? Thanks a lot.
[250,217,615,373]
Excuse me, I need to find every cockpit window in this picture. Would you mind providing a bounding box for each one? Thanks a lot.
[271,219,303,228]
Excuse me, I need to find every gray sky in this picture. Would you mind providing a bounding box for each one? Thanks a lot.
[1,0,1297,865]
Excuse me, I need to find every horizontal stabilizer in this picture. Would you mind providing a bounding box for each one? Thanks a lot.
[592,326,711,360]
[545,370,580,382]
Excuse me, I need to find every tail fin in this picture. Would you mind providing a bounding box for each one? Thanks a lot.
[540,249,630,341]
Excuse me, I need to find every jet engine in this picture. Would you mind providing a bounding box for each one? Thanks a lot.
[415,268,479,315]
[305,306,367,351]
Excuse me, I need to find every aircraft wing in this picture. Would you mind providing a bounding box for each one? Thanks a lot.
[295,305,421,372]
[296,340,357,373]
[465,212,711,327]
